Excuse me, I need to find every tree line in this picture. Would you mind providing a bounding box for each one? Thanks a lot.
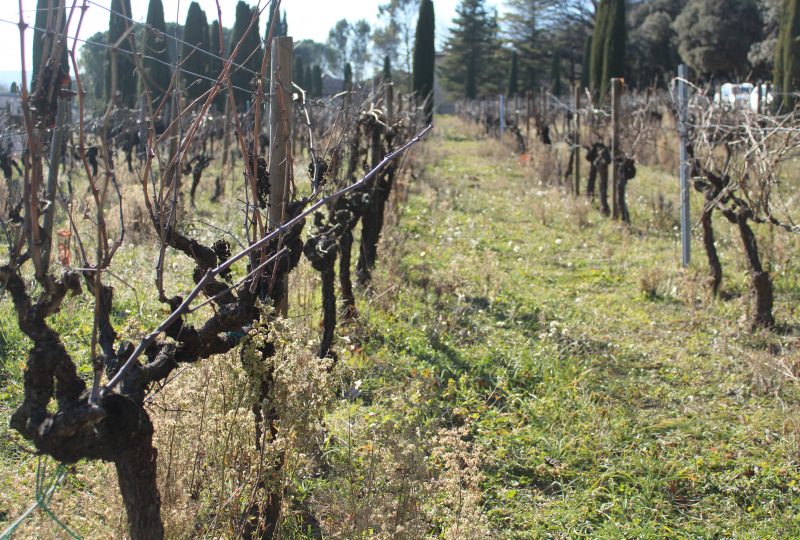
[439,0,800,102]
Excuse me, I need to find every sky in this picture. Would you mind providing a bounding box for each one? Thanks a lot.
[0,0,500,82]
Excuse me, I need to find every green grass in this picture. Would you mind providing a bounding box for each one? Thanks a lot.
[2,116,800,537]
[316,116,800,538]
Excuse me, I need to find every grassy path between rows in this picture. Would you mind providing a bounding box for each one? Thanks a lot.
[324,116,800,538]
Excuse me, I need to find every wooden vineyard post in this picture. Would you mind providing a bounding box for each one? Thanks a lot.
[499,94,505,138]
[611,78,622,220]
[40,82,71,274]
[756,80,762,115]
[678,64,690,267]
[268,36,294,316]
[385,82,394,125]
[573,84,581,196]
[526,90,532,151]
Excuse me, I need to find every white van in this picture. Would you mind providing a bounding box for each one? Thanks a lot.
[714,83,754,109]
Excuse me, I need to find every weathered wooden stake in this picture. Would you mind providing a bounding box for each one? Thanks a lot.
[40,88,70,273]
[611,78,622,220]
[678,64,690,267]
[525,90,532,150]
[268,36,293,316]
[573,84,581,196]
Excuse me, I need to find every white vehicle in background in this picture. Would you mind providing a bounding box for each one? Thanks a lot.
[714,83,753,109]
[749,83,774,112]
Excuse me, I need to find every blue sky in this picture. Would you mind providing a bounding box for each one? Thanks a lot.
[0,0,501,80]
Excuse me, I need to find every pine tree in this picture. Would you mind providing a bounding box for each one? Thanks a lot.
[229,1,262,110]
[440,0,498,99]
[141,0,172,102]
[182,2,210,102]
[313,65,324,96]
[32,0,69,90]
[106,0,138,108]
[581,34,592,90]
[344,63,353,91]
[508,50,519,97]
[600,0,626,100]
[413,0,435,122]
[207,20,226,112]
[589,0,608,99]
[503,0,546,94]
[550,50,562,96]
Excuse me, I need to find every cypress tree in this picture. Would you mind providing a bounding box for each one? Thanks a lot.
[778,0,800,110]
[294,56,305,90]
[344,63,353,91]
[181,2,210,102]
[550,50,562,96]
[383,56,392,83]
[265,3,281,40]
[229,1,262,110]
[413,0,436,123]
[304,65,312,95]
[600,0,626,100]
[281,11,289,37]
[141,0,172,102]
[775,0,789,109]
[207,20,226,112]
[589,0,608,99]
[313,65,323,96]
[581,34,592,90]
[106,0,138,108]
[32,0,69,90]
[508,50,519,97]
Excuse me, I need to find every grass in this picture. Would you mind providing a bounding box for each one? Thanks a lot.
[312,116,800,538]
[1,115,800,537]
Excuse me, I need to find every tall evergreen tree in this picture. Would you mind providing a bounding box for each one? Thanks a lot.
[141,0,171,101]
[776,0,800,109]
[229,1,262,110]
[413,0,436,122]
[313,65,324,96]
[106,0,138,108]
[82,31,108,101]
[344,62,353,91]
[181,2,210,102]
[589,0,609,98]
[502,0,547,93]
[32,0,69,90]
[774,0,790,101]
[383,55,392,82]
[304,65,312,94]
[440,0,498,99]
[674,0,761,79]
[265,3,283,40]
[207,20,226,112]
[581,34,592,90]
[508,50,519,96]
[294,56,306,90]
[600,0,626,99]
[281,11,289,36]
[550,50,562,96]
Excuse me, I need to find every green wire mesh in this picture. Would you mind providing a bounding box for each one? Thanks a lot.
[0,456,81,539]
